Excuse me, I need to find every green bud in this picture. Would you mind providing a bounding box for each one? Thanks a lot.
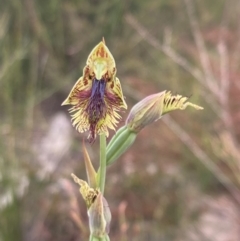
[126,91,166,133]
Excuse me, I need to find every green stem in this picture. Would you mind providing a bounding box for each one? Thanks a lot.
[99,134,107,193]
[89,234,109,241]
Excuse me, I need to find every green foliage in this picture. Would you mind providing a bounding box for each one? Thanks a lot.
[0,197,22,241]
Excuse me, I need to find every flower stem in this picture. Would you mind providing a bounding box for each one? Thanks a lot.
[99,134,107,193]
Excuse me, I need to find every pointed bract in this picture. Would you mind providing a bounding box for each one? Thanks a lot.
[82,141,97,188]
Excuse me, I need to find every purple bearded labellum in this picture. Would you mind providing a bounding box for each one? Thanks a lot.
[87,78,107,143]
[62,39,127,143]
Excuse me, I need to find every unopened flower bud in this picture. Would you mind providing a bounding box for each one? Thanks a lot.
[71,174,111,239]
[126,91,166,132]
[126,91,203,133]
[88,192,111,238]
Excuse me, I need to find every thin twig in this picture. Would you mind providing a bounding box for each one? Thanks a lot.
[184,0,218,97]
[23,0,51,49]
[125,13,221,116]
[163,115,240,205]
[125,14,204,87]
[218,40,233,132]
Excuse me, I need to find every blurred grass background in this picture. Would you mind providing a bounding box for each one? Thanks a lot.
[1,0,240,240]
